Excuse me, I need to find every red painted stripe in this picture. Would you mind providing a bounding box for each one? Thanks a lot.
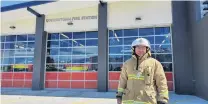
[24,81,32,88]
[13,73,24,79]
[71,72,84,80]
[109,81,119,89]
[46,72,57,80]
[165,72,173,81]
[58,72,71,80]
[45,81,57,88]
[109,72,120,80]
[71,81,84,89]
[1,80,12,87]
[13,80,24,87]
[85,81,97,89]
[168,81,173,91]
[58,81,70,88]
[25,73,32,80]
[85,72,97,80]
[1,73,13,79]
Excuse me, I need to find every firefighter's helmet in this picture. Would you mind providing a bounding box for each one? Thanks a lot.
[131,38,151,49]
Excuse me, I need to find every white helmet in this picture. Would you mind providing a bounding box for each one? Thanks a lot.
[131,38,151,49]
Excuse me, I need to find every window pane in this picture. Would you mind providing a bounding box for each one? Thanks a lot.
[15,57,26,64]
[123,46,132,54]
[3,58,14,64]
[1,36,6,42]
[26,57,33,64]
[6,35,16,42]
[109,30,123,38]
[72,48,85,55]
[59,56,71,63]
[26,64,33,72]
[60,40,72,47]
[155,45,172,53]
[155,27,170,35]
[86,39,98,46]
[3,50,15,57]
[86,31,98,38]
[59,64,71,72]
[86,55,98,63]
[162,63,172,71]
[59,48,72,55]
[1,50,3,57]
[46,55,59,63]
[124,29,138,37]
[48,48,59,55]
[155,36,171,44]
[60,32,72,39]
[13,64,27,72]
[71,64,87,71]
[138,37,154,45]
[109,64,122,71]
[152,54,156,58]
[109,55,123,63]
[17,35,27,41]
[124,37,137,45]
[109,38,123,46]
[5,43,15,49]
[1,43,4,49]
[109,30,113,37]
[47,41,59,48]
[72,56,85,63]
[72,40,85,47]
[73,32,85,39]
[86,64,98,71]
[27,48,34,56]
[150,45,155,53]
[124,55,131,62]
[109,46,123,54]
[48,33,59,40]
[139,28,154,36]
[86,47,98,55]
[15,49,27,56]
[15,42,27,49]
[1,65,13,72]
[27,42,35,48]
[155,54,172,62]
[28,34,35,41]
[46,64,59,71]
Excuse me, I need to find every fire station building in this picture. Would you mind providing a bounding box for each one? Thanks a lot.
[1,1,208,100]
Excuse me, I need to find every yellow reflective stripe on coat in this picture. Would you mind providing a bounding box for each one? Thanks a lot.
[128,74,144,80]
[159,90,169,98]
[118,88,124,92]
[122,100,151,104]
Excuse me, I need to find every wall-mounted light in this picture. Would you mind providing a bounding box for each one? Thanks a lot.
[10,26,16,29]
[135,17,142,21]
[67,22,73,25]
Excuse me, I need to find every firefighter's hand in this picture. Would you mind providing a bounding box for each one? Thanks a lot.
[157,101,168,104]
[116,96,122,104]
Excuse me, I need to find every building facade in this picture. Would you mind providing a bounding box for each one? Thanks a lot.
[1,1,208,100]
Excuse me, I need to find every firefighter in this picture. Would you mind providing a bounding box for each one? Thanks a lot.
[116,38,169,104]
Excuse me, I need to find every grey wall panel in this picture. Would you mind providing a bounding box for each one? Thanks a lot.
[98,2,108,92]
[191,16,208,100]
[171,1,195,94]
[32,15,47,90]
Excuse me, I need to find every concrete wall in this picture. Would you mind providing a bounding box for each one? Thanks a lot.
[171,1,195,94]
[192,15,208,100]
[172,1,208,100]
[188,1,208,99]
